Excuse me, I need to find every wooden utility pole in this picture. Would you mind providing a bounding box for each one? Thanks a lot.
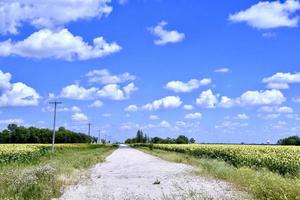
[49,101,62,152]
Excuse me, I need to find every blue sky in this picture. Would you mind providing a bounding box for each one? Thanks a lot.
[0,0,300,143]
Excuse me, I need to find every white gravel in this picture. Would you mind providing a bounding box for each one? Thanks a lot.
[58,145,250,200]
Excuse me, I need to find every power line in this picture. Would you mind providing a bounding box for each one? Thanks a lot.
[49,101,62,152]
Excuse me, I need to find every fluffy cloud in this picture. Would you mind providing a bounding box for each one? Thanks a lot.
[89,100,103,108]
[60,84,97,100]
[183,104,194,110]
[149,115,159,120]
[215,121,248,130]
[160,120,171,128]
[0,118,24,125]
[229,0,300,29]
[196,89,285,108]
[0,70,40,107]
[214,68,230,73]
[0,29,121,61]
[185,112,202,119]
[263,72,300,89]
[124,104,138,112]
[258,106,294,113]
[165,78,211,93]
[71,106,81,113]
[86,69,135,84]
[142,96,182,111]
[72,112,88,122]
[149,21,185,45]
[236,113,249,120]
[0,0,112,35]
[239,89,286,106]
[97,83,137,100]
[196,89,218,108]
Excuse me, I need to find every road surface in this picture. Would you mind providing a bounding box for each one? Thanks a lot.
[59,145,249,200]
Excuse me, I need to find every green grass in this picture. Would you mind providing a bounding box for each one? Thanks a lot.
[0,145,117,200]
[137,147,300,200]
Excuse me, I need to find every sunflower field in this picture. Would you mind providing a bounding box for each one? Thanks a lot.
[135,143,300,176]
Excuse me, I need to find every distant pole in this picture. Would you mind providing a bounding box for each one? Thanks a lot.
[88,123,91,136]
[98,129,101,144]
[49,101,62,152]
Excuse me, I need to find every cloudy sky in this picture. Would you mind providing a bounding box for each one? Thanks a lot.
[0,0,300,143]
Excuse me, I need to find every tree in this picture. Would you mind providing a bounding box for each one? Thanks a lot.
[189,138,196,144]
[176,135,189,144]
[277,136,300,146]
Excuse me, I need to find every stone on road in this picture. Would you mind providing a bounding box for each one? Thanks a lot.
[59,145,249,200]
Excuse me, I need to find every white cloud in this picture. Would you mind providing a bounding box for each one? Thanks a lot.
[124,104,138,112]
[258,113,280,120]
[229,0,300,29]
[0,28,121,61]
[71,106,81,113]
[102,113,112,117]
[97,83,137,100]
[277,106,294,113]
[149,21,185,45]
[293,97,300,103]
[60,84,97,100]
[239,89,286,106]
[214,68,230,73]
[149,115,159,120]
[0,118,24,124]
[0,70,40,107]
[183,104,194,110]
[0,0,112,35]
[185,112,202,120]
[196,89,218,108]
[165,78,211,93]
[236,113,249,120]
[72,112,88,122]
[160,120,171,128]
[215,121,248,130]
[258,106,293,113]
[219,96,236,108]
[142,96,182,111]
[86,69,135,84]
[263,72,300,89]
[0,70,12,90]
[89,100,103,108]
[196,89,285,109]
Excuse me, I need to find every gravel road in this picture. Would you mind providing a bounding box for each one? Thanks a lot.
[58,145,249,200]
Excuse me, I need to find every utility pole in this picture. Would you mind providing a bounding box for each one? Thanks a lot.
[88,122,91,136]
[49,101,62,152]
[98,129,101,144]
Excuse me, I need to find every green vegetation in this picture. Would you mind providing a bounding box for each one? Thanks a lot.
[134,143,300,176]
[277,135,300,146]
[137,147,300,200]
[0,124,97,144]
[125,130,195,144]
[0,144,116,200]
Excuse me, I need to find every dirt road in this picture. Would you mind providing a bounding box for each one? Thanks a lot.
[59,145,249,200]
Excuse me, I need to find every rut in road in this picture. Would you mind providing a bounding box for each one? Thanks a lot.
[59,145,249,200]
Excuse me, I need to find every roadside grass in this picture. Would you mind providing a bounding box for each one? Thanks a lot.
[137,147,300,200]
[0,145,116,200]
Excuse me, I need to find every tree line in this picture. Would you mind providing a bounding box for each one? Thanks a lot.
[125,129,196,144]
[277,136,300,146]
[0,124,97,143]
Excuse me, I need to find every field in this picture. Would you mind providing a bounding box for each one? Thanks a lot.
[0,143,103,164]
[0,144,116,200]
[134,143,300,176]
[134,144,300,200]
